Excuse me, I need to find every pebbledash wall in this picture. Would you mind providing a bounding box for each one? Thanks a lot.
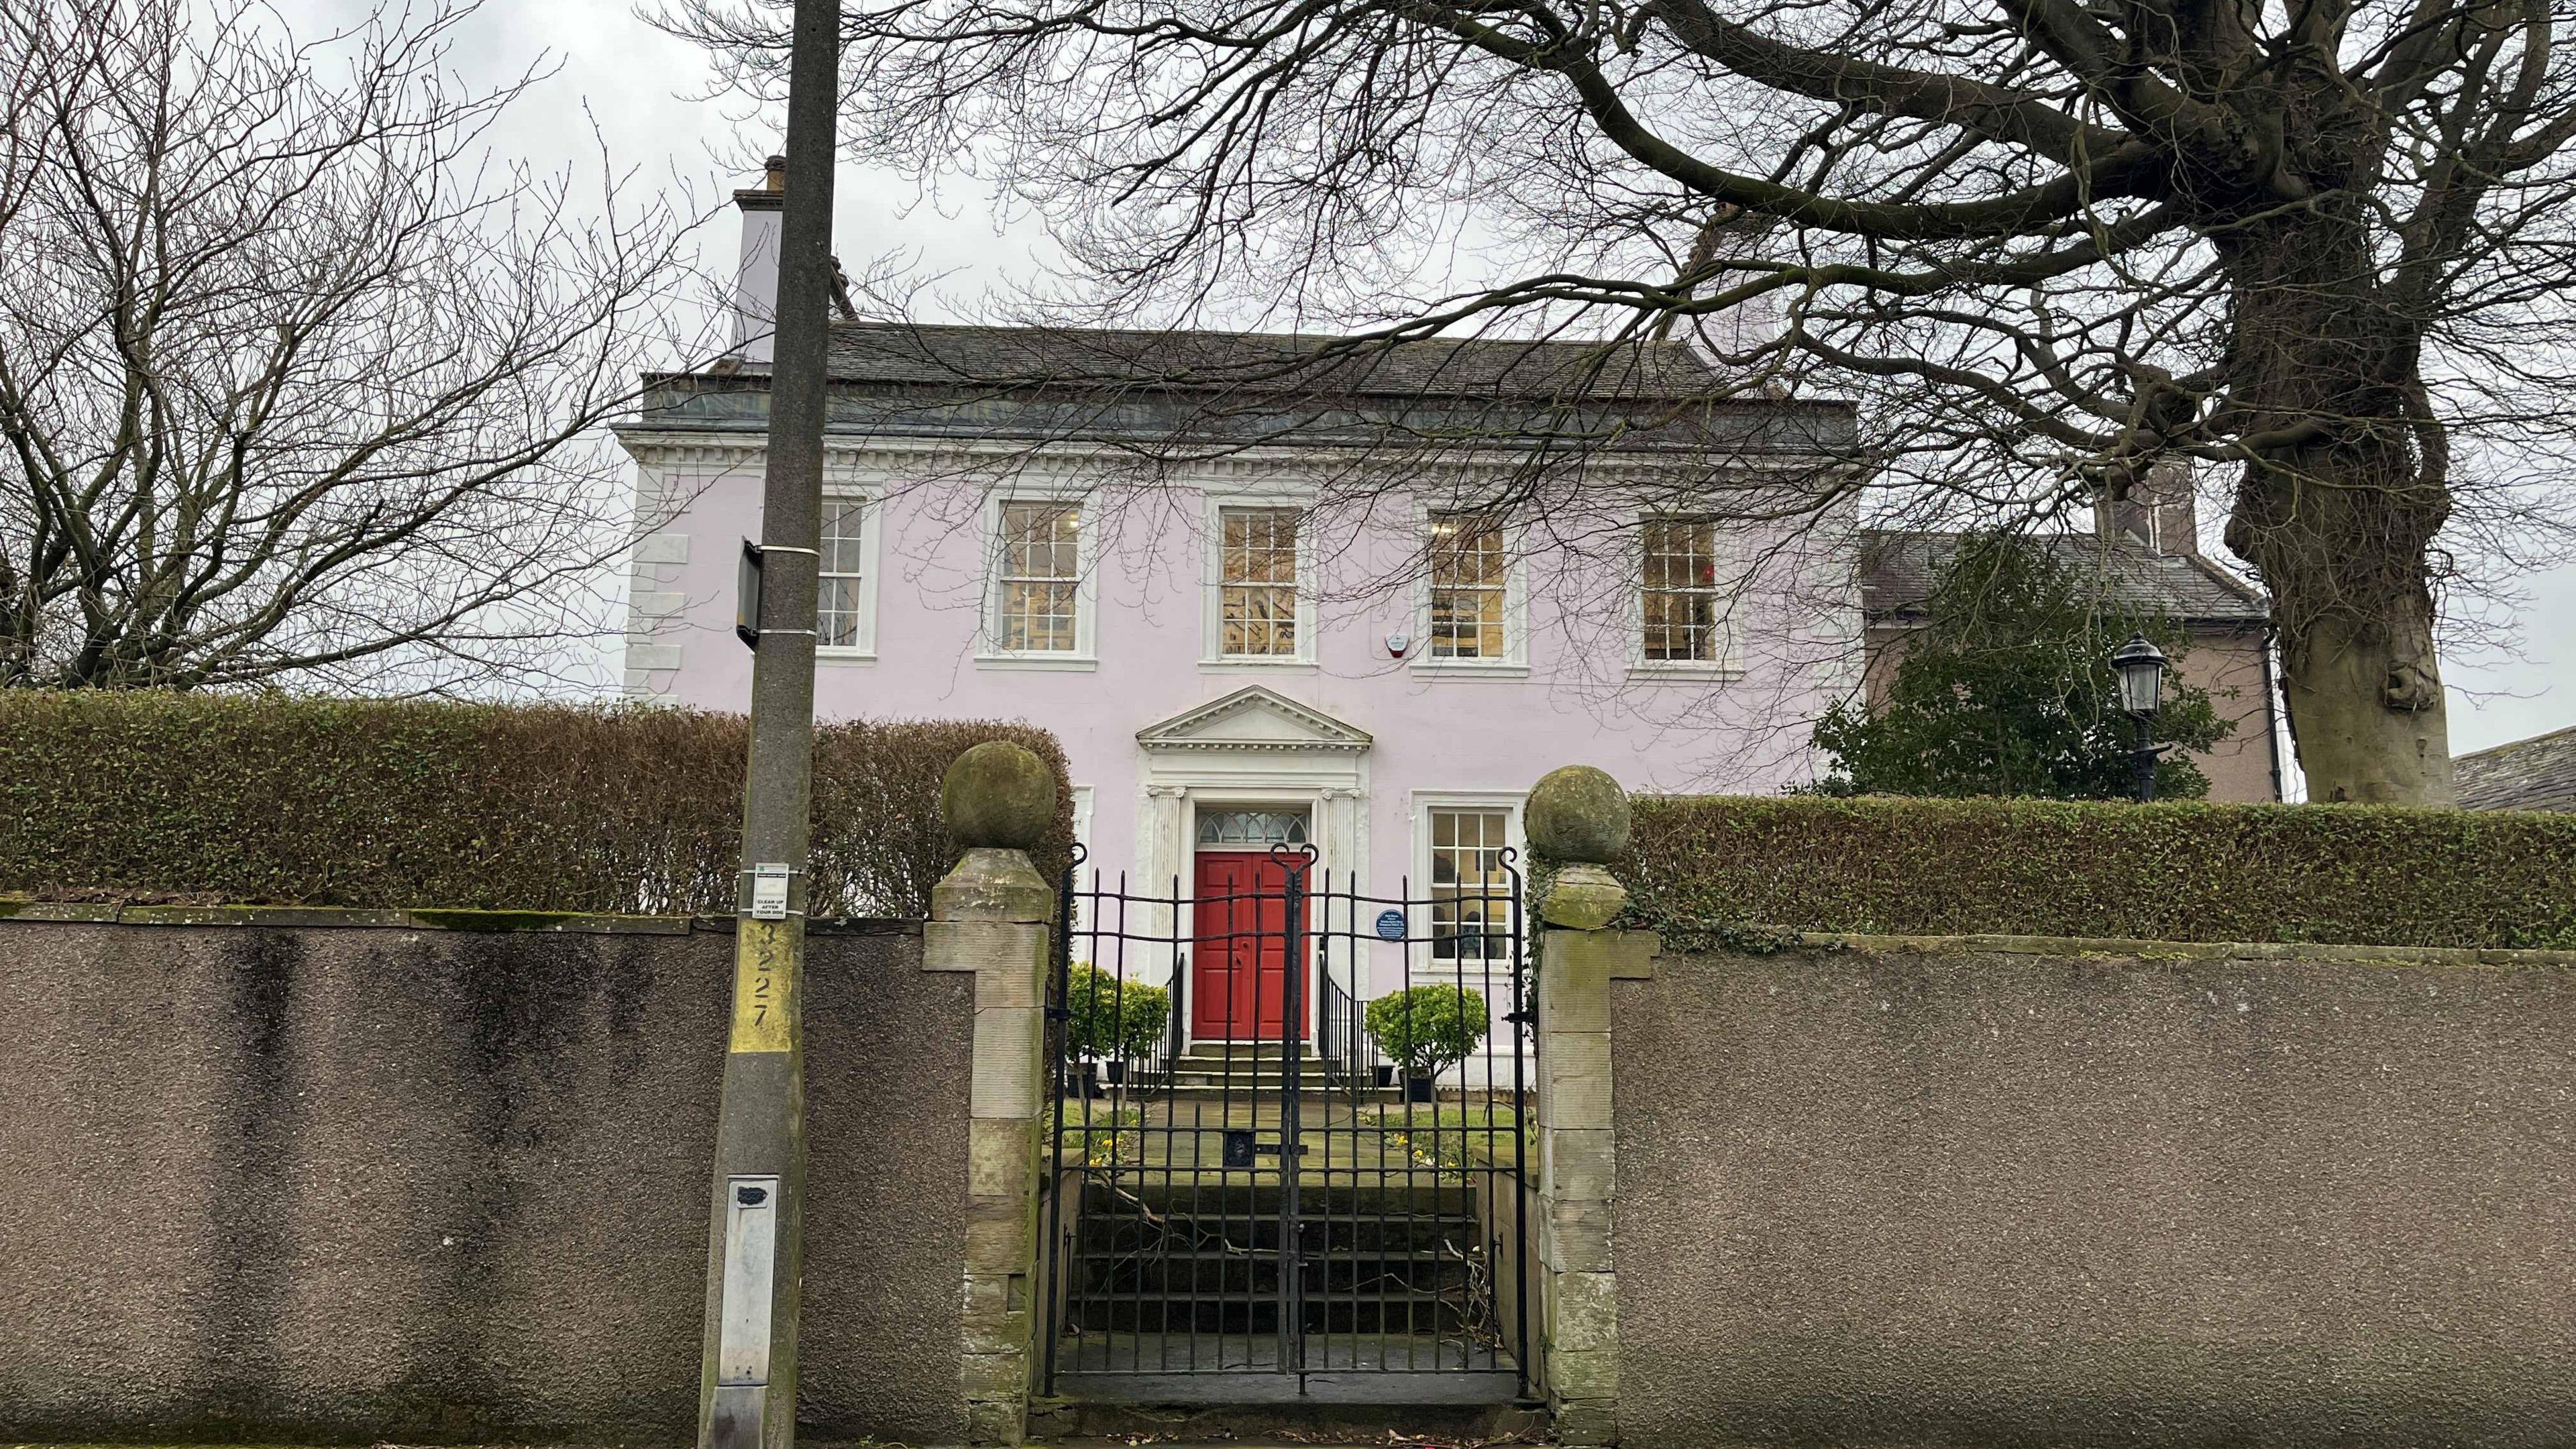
[1595,930,2576,1448]
[0,912,975,1446]
[15,865,2575,1448]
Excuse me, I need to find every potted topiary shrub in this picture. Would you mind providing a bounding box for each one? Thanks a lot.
[1364,984,1488,1103]
[1065,963,1172,1091]
[1106,977,1171,1084]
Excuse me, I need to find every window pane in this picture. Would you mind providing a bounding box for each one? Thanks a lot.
[816,500,865,649]
[997,502,1080,652]
[1004,580,1078,651]
[1429,512,1507,659]
[1220,508,1299,657]
[1195,810,1309,845]
[821,502,867,573]
[1429,807,1511,961]
[818,578,861,648]
[1640,518,1723,663]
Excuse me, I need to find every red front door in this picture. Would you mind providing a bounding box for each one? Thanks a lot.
[1191,851,1304,1040]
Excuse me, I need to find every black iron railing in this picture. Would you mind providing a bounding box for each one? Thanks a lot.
[1315,961,1379,1093]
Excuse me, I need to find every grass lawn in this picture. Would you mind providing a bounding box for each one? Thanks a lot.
[1364,1104,1526,1175]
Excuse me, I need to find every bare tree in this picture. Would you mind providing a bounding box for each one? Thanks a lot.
[663,0,2576,803]
[0,0,701,692]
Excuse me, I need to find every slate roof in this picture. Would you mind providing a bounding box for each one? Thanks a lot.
[637,322,1856,453]
[1860,529,2269,626]
[2455,724,2576,812]
[806,322,1733,399]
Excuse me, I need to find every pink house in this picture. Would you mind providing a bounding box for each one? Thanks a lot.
[614,176,1860,1057]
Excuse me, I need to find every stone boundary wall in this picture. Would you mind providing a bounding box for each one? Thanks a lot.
[0,913,975,1445]
[1608,930,2576,1449]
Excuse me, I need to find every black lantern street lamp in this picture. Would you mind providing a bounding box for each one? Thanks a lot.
[2109,633,2169,802]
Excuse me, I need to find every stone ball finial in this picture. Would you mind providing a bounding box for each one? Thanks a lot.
[1527,765,1630,863]
[941,741,1057,851]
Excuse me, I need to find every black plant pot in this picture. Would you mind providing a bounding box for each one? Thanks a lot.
[1104,1059,1127,1085]
[1373,1064,1397,1089]
[1405,1073,1437,1104]
[1071,1061,1102,1099]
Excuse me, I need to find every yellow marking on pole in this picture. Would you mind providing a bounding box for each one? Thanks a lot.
[729,918,799,1054]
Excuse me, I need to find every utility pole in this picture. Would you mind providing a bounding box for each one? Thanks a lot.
[699,3,839,1448]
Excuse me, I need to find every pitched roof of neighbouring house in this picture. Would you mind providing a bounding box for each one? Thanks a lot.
[2454,724,2576,812]
[1860,528,2269,625]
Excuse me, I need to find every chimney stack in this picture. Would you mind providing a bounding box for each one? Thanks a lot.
[730,154,787,365]
[2096,457,2200,557]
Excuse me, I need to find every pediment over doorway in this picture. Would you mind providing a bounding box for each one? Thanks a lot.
[1135,685,1372,754]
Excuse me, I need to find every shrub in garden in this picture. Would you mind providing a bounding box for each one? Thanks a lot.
[1365,984,1489,1079]
[1063,963,1172,1062]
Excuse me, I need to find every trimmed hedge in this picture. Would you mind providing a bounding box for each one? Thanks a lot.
[1618,795,2576,950]
[0,692,1075,917]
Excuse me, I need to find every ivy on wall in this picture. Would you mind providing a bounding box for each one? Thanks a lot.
[0,692,1074,917]
[1617,795,2576,950]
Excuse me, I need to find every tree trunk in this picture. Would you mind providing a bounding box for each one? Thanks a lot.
[2219,215,2457,806]
[2276,608,2456,805]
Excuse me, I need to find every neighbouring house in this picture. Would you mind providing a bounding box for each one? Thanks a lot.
[2455,724,2576,812]
[612,168,2279,1059]
[1857,464,2286,803]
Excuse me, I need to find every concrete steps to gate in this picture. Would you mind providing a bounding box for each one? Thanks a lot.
[1059,1180,1493,1339]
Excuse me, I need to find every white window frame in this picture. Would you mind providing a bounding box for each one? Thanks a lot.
[1409,503,1529,677]
[976,490,1099,671]
[1627,510,1746,680]
[1201,494,1319,668]
[1406,791,1527,976]
[1065,784,1096,931]
[814,487,881,662]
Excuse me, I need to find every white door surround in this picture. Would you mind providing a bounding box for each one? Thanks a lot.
[1132,686,1373,1044]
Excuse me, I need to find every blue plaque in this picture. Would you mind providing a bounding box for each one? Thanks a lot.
[1374,908,1407,941]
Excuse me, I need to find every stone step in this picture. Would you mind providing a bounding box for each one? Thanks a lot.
[1066,1252,1473,1284]
[1071,1242,1463,1252]
[1152,1085,1396,1107]
[1075,1211,1487,1255]
[1146,1062,1371,1078]
[1175,1044,1322,1061]
[1065,1294,1477,1336]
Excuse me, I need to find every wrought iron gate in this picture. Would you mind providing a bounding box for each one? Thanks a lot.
[1039,842,1534,1400]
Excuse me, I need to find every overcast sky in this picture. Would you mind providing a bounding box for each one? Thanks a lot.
[378,0,2573,756]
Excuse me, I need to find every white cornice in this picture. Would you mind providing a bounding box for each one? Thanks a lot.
[612,427,1830,486]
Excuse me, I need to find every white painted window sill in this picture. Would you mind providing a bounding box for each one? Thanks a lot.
[1409,659,1532,680]
[975,653,1100,673]
[1625,663,1746,683]
[816,649,877,665]
[1199,657,1320,672]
